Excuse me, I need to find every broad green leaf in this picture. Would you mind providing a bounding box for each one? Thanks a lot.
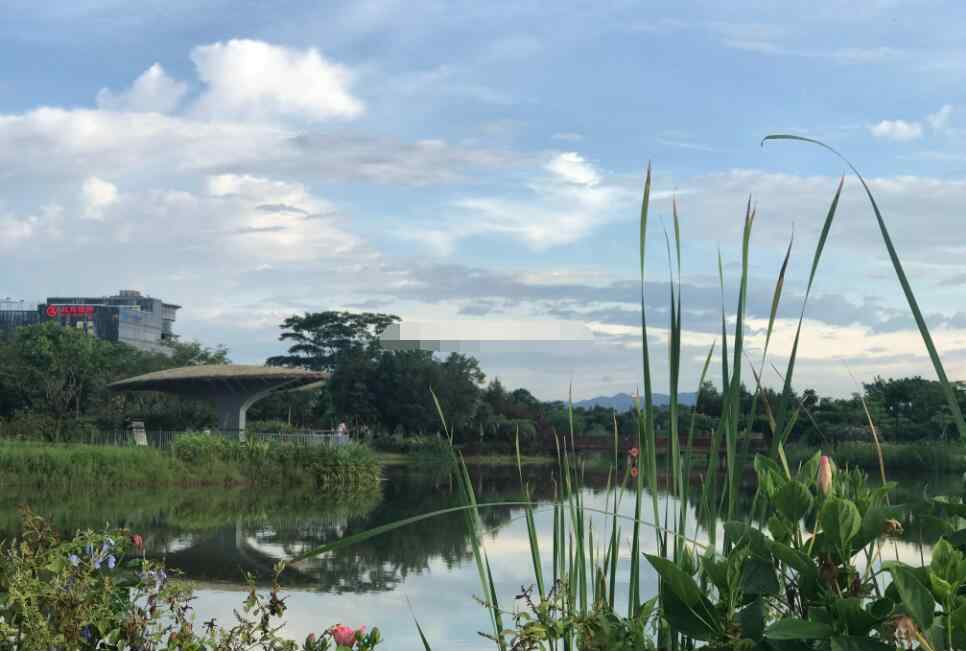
[929,573,953,602]
[701,552,729,595]
[932,497,966,518]
[660,582,718,641]
[884,563,936,630]
[831,598,880,636]
[776,480,814,523]
[930,538,964,584]
[856,505,905,549]
[764,618,834,640]
[754,454,786,497]
[830,636,898,651]
[768,540,819,582]
[740,557,780,596]
[644,554,704,607]
[767,514,794,545]
[738,597,766,641]
[724,521,770,556]
[821,498,862,552]
[797,450,823,486]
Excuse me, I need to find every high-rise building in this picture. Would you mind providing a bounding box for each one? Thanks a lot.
[0,290,180,354]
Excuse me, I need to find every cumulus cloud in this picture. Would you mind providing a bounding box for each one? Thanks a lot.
[190,39,364,121]
[927,104,954,130]
[403,152,635,253]
[81,176,118,219]
[868,105,953,141]
[96,63,188,114]
[868,119,923,141]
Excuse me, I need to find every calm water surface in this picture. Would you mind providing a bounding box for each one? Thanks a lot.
[1,465,960,650]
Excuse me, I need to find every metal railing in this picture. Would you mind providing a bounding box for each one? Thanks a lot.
[77,429,351,449]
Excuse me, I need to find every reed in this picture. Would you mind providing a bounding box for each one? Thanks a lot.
[291,137,966,649]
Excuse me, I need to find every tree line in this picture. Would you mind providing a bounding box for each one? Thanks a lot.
[1,310,964,444]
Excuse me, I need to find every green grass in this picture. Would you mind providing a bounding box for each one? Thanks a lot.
[0,436,380,488]
[787,440,966,474]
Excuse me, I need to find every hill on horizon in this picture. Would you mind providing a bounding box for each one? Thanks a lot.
[571,391,698,412]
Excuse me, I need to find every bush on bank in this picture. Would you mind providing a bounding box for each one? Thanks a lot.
[0,435,380,489]
[0,508,382,650]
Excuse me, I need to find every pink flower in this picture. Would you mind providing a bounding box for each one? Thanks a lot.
[630,466,639,479]
[628,447,640,459]
[131,534,144,552]
[330,624,358,647]
[817,455,833,496]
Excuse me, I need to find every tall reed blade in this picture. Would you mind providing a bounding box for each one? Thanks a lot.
[763,134,966,439]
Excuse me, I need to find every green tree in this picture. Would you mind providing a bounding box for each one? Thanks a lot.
[266,311,399,371]
[6,323,114,438]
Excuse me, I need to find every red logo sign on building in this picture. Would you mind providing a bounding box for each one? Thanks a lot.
[46,305,96,317]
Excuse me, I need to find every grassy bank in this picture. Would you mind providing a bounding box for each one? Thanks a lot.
[786,439,966,474]
[0,435,380,488]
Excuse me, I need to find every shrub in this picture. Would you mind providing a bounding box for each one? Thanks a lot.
[172,433,380,488]
[0,508,383,650]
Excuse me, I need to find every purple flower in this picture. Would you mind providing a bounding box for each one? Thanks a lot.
[106,555,117,570]
[68,554,81,567]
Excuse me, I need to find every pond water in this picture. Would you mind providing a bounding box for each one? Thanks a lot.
[1,464,961,650]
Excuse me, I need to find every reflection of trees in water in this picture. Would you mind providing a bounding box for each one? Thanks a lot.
[0,462,763,594]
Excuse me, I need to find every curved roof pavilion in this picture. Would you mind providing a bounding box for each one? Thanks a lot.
[109,365,327,437]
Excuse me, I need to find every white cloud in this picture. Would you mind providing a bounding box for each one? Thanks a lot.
[868,119,923,141]
[401,152,634,252]
[868,105,953,142]
[190,39,364,121]
[81,176,118,219]
[545,152,601,186]
[927,104,954,130]
[96,63,188,114]
[0,214,37,247]
[0,107,515,191]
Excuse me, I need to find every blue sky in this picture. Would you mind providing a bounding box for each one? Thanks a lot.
[3,0,966,399]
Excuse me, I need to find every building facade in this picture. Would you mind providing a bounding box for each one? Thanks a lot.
[0,290,180,354]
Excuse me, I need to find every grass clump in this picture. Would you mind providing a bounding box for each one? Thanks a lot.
[0,435,380,488]
[788,440,966,474]
[173,433,379,488]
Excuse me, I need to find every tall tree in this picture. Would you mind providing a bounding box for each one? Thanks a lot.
[266,311,400,371]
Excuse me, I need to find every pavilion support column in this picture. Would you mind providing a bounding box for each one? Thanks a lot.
[214,394,248,440]
[212,385,276,441]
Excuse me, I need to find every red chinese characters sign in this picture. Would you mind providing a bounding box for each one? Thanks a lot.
[46,305,96,317]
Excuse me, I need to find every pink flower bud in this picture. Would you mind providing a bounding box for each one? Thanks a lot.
[330,624,357,647]
[817,455,833,496]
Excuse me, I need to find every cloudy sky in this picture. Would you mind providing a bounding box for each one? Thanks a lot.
[3,0,966,400]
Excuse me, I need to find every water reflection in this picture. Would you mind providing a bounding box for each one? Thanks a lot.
[0,465,960,650]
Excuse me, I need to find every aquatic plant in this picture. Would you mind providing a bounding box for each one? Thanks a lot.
[0,507,382,650]
[289,138,966,649]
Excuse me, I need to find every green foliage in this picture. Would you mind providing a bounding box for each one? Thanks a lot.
[266,310,399,372]
[0,325,233,436]
[0,437,380,489]
[172,434,380,488]
[0,508,383,650]
[787,440,966,474]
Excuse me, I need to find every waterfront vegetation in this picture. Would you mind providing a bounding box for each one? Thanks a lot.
[788,440,966,475]
[0,435,379,489]
[289,140,966,649]
[6,140,966,649]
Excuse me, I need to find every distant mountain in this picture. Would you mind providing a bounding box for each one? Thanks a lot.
[571,391,698,412]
